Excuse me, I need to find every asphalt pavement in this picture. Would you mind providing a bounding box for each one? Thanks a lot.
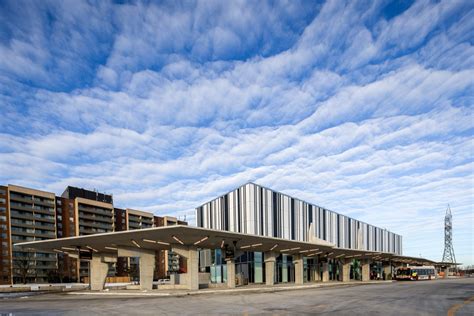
[0,278,473,315]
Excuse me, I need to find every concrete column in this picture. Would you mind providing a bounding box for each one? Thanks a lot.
[139,252,155,290]
[322,262,329,282]
[90,255,109,291]
[361,259,370,282]
[383,264,391,280]
[172,246,199,290]
[264,252,276,286]
[294,254,304,285]
[313,262,320,282]
[342,259,351,282]
[226,259,236,288]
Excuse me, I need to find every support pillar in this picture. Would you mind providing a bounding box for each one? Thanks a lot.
[89,255,109,291]
[139,252,155,290]
[322,262,329,282]
[313,262,320,282]
[361,259,370,282]
[264,252,276,286]
[342,259,351,282]
[383,264,392,280]
[226,258,235,288]
[172,246,199,290]
[294,254,304,285]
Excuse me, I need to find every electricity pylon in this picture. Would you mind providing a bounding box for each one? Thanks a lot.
[442,205,456,264]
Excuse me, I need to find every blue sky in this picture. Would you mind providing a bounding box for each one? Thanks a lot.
[0,0,473,265]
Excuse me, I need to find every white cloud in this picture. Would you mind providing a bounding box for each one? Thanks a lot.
[0,0,473,265]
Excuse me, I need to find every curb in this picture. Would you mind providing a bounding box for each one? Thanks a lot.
[67,281,393,298]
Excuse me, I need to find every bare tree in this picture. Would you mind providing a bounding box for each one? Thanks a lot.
[13,251,36,284]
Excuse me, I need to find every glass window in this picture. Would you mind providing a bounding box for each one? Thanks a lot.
[254,252,263,283]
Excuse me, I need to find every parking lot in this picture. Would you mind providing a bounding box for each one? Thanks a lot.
[0,278,473,315]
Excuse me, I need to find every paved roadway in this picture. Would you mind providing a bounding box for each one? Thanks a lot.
[1,278,473,315]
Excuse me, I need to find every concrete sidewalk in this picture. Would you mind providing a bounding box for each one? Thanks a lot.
[68,280,394,297]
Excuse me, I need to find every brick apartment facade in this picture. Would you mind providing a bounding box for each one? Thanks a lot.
[0,184,187,285]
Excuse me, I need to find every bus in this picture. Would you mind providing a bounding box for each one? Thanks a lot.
[396,266,436,281]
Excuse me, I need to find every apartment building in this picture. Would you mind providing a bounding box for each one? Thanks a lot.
[0,185,11,284]
[114,208,155,277]
[55,196,77,282]
[0,184,187,284]
[114,208,154,231]
[5,185,57,284]
[154,216,188,280]
[61,187,114,280]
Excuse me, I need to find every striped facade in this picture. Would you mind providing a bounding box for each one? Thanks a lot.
[196,183,402,255]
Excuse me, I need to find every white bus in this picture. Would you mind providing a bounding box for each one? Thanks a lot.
[396,266,436,281]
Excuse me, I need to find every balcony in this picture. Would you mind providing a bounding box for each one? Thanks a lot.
[79,227,112,235]
[35,223,56,231]
[9,194,33,204]
[33,207,55,215]
[32,214,55,223]
[129,222,141,228]
[10,219,55,231]
[34,231,56,239]
[79,220,113,230]
[79,213,113,224]
[35,264,57,270]
[10,229,56,239]
[10,221,36,230]
[11,236,35,243]
[34,256,57,262]
[78,206,113,217]
[10,229,36,237]
[33,199,55,207]
[10,204,35,213]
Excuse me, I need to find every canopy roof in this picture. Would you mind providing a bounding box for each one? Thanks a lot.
[15,225,435,265]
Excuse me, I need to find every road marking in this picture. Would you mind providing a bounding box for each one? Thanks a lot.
[447,295,474,316]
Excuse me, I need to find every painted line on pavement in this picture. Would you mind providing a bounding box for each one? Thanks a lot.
[447,295,474,316]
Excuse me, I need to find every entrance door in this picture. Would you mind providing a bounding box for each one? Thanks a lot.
[276,254,295,283]
[304,258,318,282]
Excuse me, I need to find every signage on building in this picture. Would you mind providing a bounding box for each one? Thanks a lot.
[225,246,234,260]
[168,251,180,272]
[79,250,93,260]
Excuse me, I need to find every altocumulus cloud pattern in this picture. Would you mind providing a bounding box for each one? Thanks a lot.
[0,0,473,264]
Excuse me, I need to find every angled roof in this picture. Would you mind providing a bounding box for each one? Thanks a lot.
[14,225,433,265]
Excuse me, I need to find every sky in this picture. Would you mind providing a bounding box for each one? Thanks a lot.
[0,0,473,265]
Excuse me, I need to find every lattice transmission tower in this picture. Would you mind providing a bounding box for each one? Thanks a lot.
[442,205,456,263]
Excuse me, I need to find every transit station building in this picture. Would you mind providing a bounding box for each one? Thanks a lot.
[14,182,437,291]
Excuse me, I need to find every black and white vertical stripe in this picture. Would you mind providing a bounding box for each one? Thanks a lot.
[196,183,402,255]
